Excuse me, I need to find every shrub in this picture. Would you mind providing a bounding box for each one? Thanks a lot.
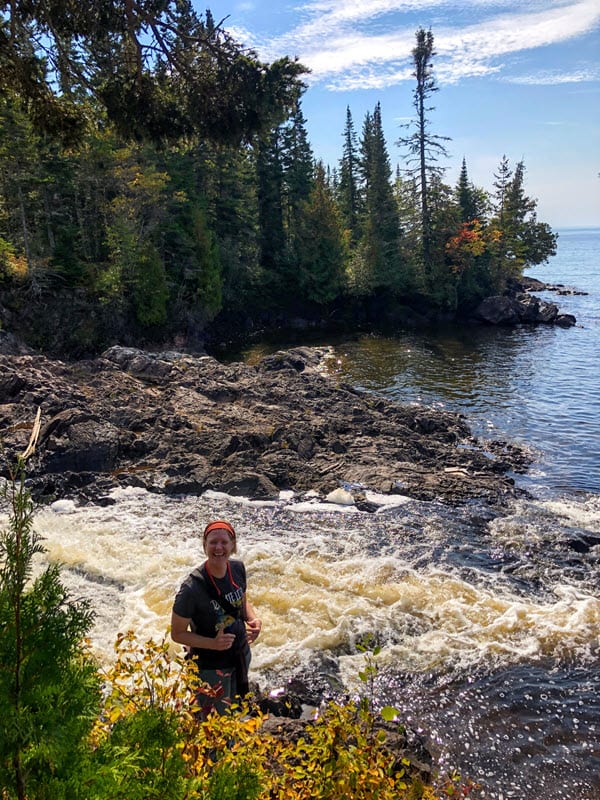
[0,447,100,800]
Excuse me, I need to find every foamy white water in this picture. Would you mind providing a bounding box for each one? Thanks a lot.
[13,486,596,686]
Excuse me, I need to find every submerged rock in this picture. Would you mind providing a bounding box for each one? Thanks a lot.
[0,346,532,506]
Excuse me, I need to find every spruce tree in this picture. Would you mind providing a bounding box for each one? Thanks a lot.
[357,103,405,293]
[456,158,478,223]
[494,159,557,277]
[281,107,314,241]
[396,28,450,279]
[256,127,287,298]
[297,161,348,305]
[0,422,100,800]
[337,106,361,241]
[209,144,261,311]
[493,155,513,230]
[281,105,315,293]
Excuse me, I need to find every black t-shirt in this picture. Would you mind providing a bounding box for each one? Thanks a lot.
[172,560,247,669]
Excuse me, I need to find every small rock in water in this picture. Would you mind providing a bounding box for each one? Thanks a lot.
[325,487,355,506]
[50,499,78,514]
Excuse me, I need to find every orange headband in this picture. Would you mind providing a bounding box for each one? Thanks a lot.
[203,520,236,541]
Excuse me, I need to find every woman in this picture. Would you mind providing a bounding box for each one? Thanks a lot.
[171,519,262,715]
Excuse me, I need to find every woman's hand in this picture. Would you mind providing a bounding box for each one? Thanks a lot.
[246,618,262,643]
[212,627,236,650]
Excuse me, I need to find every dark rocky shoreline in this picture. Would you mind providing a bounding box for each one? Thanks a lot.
[0,343,533,509]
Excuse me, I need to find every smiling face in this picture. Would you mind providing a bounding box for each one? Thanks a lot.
[203,529,236,567]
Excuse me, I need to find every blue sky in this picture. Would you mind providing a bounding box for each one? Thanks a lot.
[196,1,600,228]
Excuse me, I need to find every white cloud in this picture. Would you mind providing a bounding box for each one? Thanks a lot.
[505,67,600,85]
[238,0,600,91]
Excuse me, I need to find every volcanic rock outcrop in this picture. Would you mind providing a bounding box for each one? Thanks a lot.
[0,346,531,507]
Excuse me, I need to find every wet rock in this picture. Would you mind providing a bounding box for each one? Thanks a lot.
[39,410,120,474]
[257,692,303,719]
[555,313,577,328]
[562,531,600,554]
[0,346,532,506]
[217,472,280,500]
[474,296,520,325]
[474,294,563,326]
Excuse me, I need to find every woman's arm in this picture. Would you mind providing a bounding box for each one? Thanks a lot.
[170,611,235,651]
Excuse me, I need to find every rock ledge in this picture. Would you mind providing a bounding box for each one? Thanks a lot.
[0,346,531,507]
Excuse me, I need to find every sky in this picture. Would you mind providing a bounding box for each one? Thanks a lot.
[194,0,600,229]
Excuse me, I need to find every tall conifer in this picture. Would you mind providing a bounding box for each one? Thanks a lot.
[338,107,361,241]
[397,28,450,279]
[357,103,405,293]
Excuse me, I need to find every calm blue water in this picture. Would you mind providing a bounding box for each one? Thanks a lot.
[325,227,600,496]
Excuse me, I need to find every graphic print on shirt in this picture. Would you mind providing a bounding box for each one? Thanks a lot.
[211,598,236,633]
[224,585,244,608]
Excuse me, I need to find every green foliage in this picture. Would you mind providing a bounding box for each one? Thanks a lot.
[488,157,557,285]
[338,106,361,242]
[86,706,188,800]
[190,206,223,318]
[355,103,407,295]
[0,1,306,146]
[256,126,286,278]
[130,241,169,327]
[297,162,348,304]
[0,237,27,282]
[0,20,558,351]
[0,451,100,800]
[202,762,262,800]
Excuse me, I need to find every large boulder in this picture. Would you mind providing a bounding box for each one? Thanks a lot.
[39,409,120,473]
[474,293,563,326]
[474,296,520,325]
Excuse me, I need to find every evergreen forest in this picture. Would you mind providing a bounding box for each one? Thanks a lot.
[0,3,558,357]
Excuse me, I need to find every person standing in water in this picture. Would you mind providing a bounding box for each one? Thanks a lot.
[171,520,262,715]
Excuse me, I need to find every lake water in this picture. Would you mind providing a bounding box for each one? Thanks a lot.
[6,228,599,799]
